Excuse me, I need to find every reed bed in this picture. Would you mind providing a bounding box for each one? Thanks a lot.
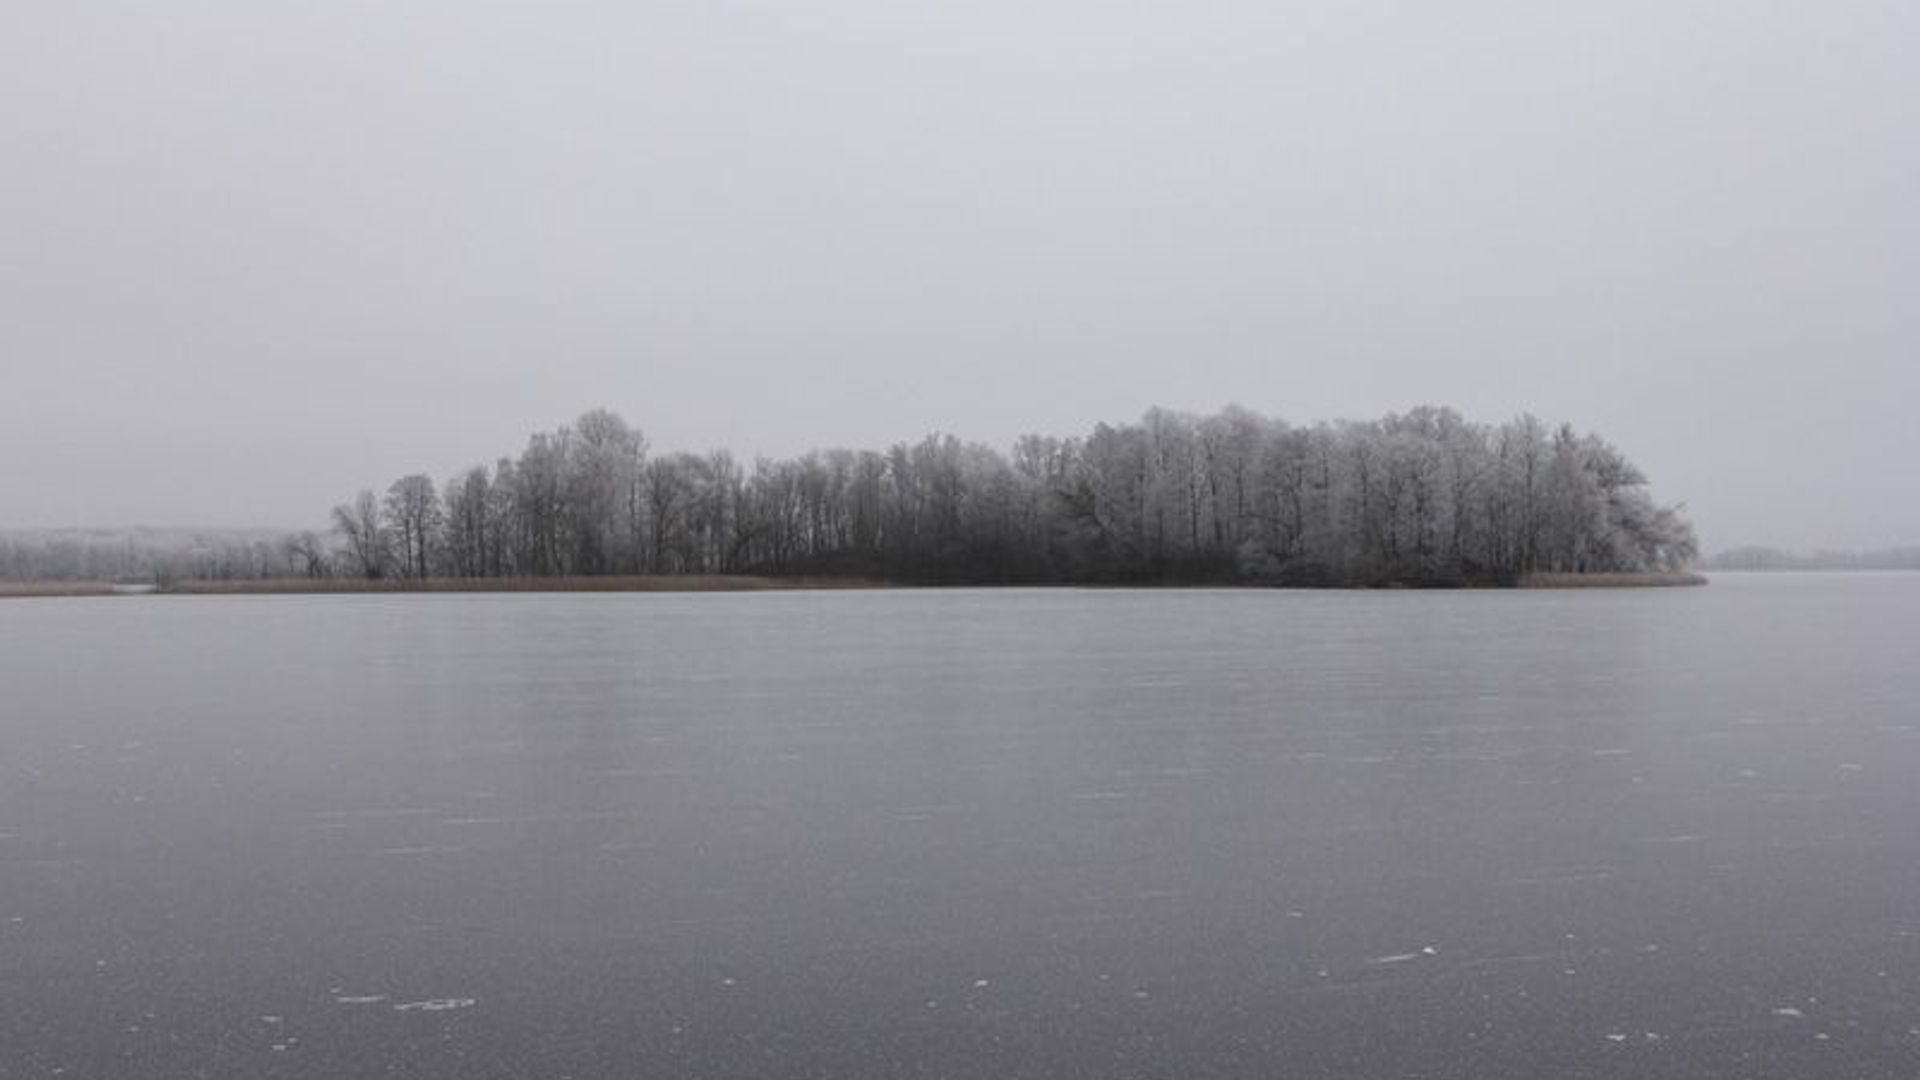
[1518,570,1708,588]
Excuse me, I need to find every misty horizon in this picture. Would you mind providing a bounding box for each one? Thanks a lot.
[6,3,1917,551]
[3,397,1912,557]
[0,398,1902,559]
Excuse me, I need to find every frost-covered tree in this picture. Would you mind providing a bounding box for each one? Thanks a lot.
[383,474,442,580]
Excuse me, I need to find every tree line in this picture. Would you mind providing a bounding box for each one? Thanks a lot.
[0,528,310,584]
[315,405,1695,586]
[1702,546,1920,571]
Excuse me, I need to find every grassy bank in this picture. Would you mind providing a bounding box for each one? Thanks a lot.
[1518,570,1708,588]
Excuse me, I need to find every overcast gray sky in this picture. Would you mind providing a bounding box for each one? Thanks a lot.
[3,1,1914,550]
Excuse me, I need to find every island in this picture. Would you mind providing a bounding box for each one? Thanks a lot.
[2,405,1700,592]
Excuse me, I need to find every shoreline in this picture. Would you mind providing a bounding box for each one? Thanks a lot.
[1516,571,1708,588]
[3,571,1707,597]
[163,575,882,595]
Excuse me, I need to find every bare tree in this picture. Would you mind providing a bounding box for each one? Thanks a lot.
[383,475,442,580]
[331,490,389,579]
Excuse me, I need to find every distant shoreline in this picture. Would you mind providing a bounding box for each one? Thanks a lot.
[2,571,1707,597]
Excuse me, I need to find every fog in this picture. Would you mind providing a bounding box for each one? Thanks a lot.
[3,2,1915,551]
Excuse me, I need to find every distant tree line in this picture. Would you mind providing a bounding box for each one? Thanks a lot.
[1702,546,1920,571]
[0,528,314,584]
[310,405,1695,586]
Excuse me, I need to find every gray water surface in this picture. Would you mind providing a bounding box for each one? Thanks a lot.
[4,576,1920,1078]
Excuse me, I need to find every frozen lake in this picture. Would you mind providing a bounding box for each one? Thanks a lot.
[4,575,1920,1078]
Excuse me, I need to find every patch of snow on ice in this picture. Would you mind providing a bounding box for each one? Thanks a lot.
[393,998,476,1012]
[1369,947,1436,965]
